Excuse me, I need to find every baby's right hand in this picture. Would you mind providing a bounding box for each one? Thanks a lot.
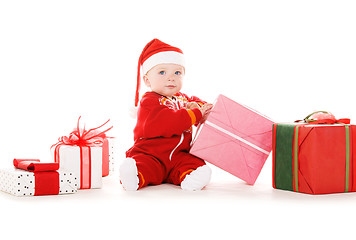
[200,103,213,122]
[186,102,200,110]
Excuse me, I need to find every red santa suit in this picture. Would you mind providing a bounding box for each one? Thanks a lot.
[126,91,206,189]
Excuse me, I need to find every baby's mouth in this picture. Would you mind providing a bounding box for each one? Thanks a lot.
[166,85,176,88]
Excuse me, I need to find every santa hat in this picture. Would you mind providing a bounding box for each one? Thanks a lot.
[135,38,185,107]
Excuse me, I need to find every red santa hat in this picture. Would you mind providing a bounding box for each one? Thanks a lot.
[135,38,185,107]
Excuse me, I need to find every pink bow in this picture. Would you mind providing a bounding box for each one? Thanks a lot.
[295,111,350,125]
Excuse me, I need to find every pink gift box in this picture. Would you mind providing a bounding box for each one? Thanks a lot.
[190,94,274,185]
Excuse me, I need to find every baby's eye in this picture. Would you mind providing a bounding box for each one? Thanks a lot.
[175,71,181,75]
[159,71,165,75]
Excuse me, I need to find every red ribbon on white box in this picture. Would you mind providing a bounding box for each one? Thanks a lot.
[13,159,60,195]
[53,145,93,189]
[79,147,91,189]
[52,117,112,189]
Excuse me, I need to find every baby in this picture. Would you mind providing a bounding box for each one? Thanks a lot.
[120,38,213,191]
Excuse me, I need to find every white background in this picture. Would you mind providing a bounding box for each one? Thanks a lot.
[1,0,356,239]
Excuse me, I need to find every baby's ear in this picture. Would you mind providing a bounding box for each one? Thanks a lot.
[143,75,151,87]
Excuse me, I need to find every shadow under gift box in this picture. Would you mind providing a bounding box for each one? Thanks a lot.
[273,123,356,194]
[190,94,274,185]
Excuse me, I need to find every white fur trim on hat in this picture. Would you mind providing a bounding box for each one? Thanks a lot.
[142,51,185,75]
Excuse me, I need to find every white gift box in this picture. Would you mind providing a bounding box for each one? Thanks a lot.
[0,169,78,196]
[53,145,102,189]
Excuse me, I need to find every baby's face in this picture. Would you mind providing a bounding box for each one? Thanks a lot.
[143,63,184,98]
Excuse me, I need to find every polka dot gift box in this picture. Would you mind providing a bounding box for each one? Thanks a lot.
[0,159,78,196]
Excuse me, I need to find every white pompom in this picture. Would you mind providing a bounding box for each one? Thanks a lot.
[129,106,138,118]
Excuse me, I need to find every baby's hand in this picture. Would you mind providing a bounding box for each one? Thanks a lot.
[186,102,201,110]
[200,103,213,122]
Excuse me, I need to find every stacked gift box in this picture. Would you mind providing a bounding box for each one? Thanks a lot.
[0,159,78,196]
[0,117,114,197]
